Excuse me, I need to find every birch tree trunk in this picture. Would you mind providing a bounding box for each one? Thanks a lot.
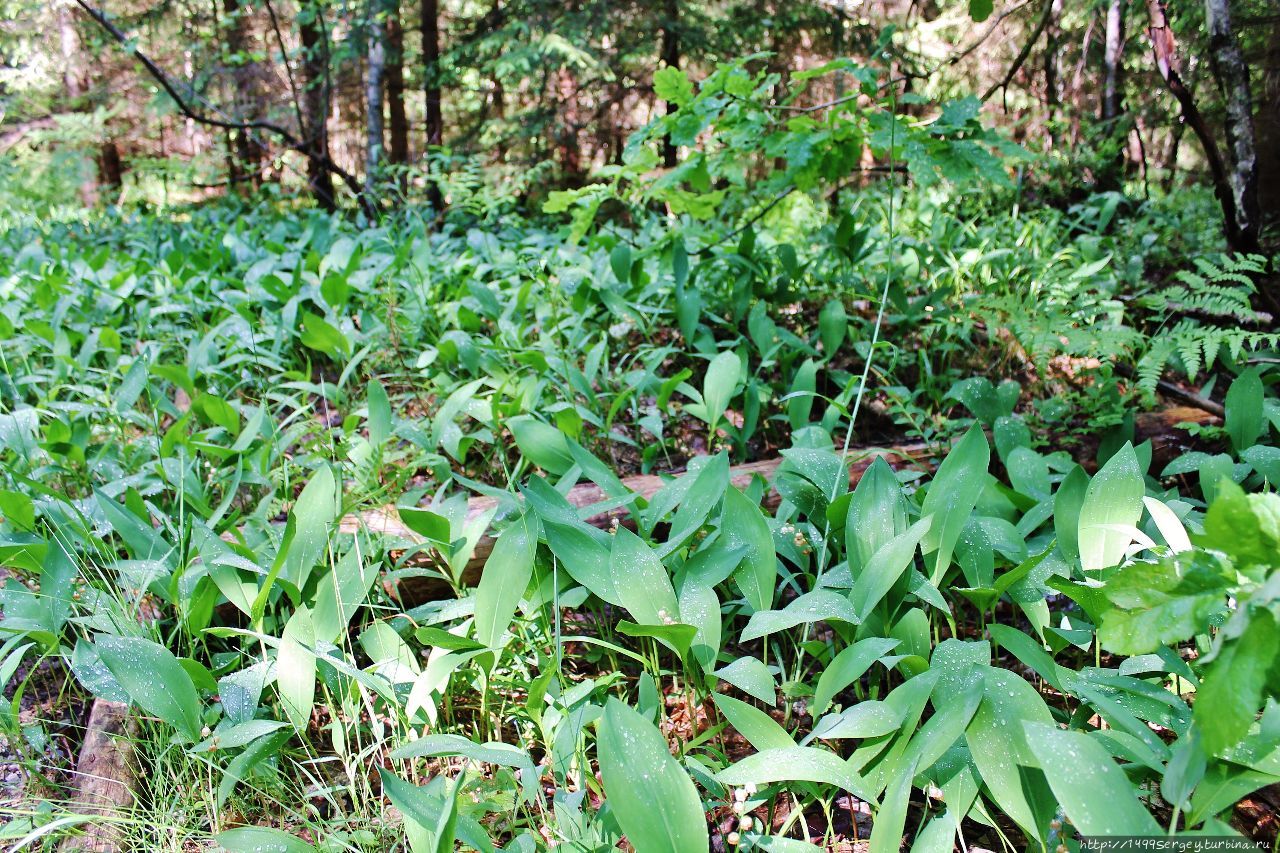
[366,0,387,193]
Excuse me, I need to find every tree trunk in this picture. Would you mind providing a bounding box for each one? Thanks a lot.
[1144,0,1254,251]
[421,0,444,208]
[1255,5,1280,223]
[659,0,679,168]
[222,0,266,188]
[386,2,409,173]
[1101,0,1126,121]
[1098,0,1128,190]
[299,4,336,211]
[1203,0,1260,251]
[59,5,104,205]
[366,0,387,192]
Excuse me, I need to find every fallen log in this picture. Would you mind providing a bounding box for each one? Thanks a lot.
[354,405,1216,606]
[59,700,136,852]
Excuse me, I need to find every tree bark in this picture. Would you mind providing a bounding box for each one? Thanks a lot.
[299,4,336,211]
[1144,0,1254,251]
[58,5,106,205]
[1098,0,1128,190]
[1203,0,1260,251]
[422,0,444,208]
[1102,0,1127,122]
[366,0,387,192]
[386,3,410,173]
[222,0,267,188]
[660,0,679,168]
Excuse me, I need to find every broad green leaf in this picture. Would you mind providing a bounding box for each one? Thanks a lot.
[367,378,392,447]
[1225,368,1264,454]
[966,667,1055,842]
[1078,443,1144,571]
[610,527,679,627]
[740,589,859,642]
[718,746,872,800]
[1025,723,1162,835]
[474,514,540,650]
[508,416,573,475]
[278,606,317,733]
[812,638,899,716]
[702,350,742,436]
[96,635,202,741]
[712,693,794,750]
[845,456,909,572]
[1053,465,1088,563]
[714,656,776,705]
[1195,611,1280,756]
[921,426,990,584]
[850,517,931,619]
[1098,553,1228,655]
[654,66,694,105]
[216,826,316,853]
[597,698,709,853]
[968,0,993,22]
[721,487,776,612]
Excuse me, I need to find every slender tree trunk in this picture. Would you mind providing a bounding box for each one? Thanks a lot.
[1203,0,1260,251]
[1255,4,1280,220]
[1044,0,1063,142]
[659,0,679,168]
[421,0,444,208]
[366,0,387,192]
[1099,0,1128,189]
[1102,0,1126,121]
[300,4,336,211]
[386,2,409,173]
[1144,0,1254,251]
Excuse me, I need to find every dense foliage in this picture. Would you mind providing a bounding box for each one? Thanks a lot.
[2,3,1280,851]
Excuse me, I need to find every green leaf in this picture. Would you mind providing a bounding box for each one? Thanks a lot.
[921,425,990,584]
[812,638,899,716]
[712,693,794,750]
[278,606,317,733]
[1078,443,1144,571]
[610,243,632,284]
[1195,610,1280,756]
[968,0,993,22]
[96,635,202,741]
[845,456,909,573]
[850,517,931,619]
[508,416,574,475]
[721,487,776,612]
[714,656,776,705]
[367,379,392,447]
[741,589,859,642]
[1025,723,1162,835]
[1098,554,1228,655]
[718,746,872,800]
[702,350,742,436]
[654,66,695,106]
[474,514,540,650]
[216,826,316,853]
[1053,465,1088,564]
[1225,368,1264,454]
[818,300,847,359]
[597,698,709,853]
[610,527,680,627]
[966,667,1055,842]
[298,310,350,358]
